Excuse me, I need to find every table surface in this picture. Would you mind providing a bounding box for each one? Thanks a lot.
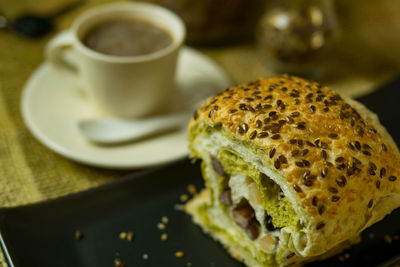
[1,0,400,266]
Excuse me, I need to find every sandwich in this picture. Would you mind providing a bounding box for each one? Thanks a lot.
[186,75,400,266]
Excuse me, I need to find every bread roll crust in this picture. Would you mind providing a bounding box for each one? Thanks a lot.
[189,75,400,257]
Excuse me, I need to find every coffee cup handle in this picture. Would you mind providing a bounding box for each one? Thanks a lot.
[45,30,78,73]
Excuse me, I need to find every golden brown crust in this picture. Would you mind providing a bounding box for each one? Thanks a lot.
[189,75,400,229]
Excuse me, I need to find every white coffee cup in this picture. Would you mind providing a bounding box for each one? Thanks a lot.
[46,2,185,118]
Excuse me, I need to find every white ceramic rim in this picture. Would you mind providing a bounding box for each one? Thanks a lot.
[71,1,186,64]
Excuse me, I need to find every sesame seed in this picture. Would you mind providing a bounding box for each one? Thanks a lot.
[335,157,344,163]
[297,122,306,130]
[274,159,281,169]
[245,97,254,102]
[331,196,340,202]
[318,205,325,215]
[363,144,372,150]
[293,184,302,193]
[312,196,318,206]
[363,150,371,156]
[255,120,262,128]
[321,167,328,178]
[389,176,397,182]
[249,131,257,140]
[375,181,381,189]
[328,187,338,194]
[380,168,386,178]
[368,199,373,208]
[264,95,273,101]
[321,150,328,160]
[278,155,288,164]
[229,109,238,114]
[290,112,300,117]
[286,116,294,123]
[369,162,377,170]
[336,176,347,187]
[291,150,300,157]
[271,134,281,140]
[295,161,304,167]
[269,147,276,158]
[323,107,330,112]
[264,117,271,124]
[310,105,316,113]
[381,144,388,152]
[222,96,231,101]
[306,141,315,147]
[337,163,346,170]
[328,133,338,139]
[286,253,295,259]
[257,132,269,138]
[269,111,277,117]
[210,99,217,105]
[316,222,325,230]
[354,141,361,150]
[289,139,297,144]
[302,159,310,167]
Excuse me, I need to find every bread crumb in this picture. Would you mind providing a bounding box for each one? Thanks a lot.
[75,230,83,240]
[175,251,184,258]
[127,232,134,242]
[114,258,125,267]
[174,204,185,211]
[157,223,166,230]
[187,184,197,195]
[143,253,149,260]
[384,234,393,244]
[119,232,127,240]
[180,194,189,202]
[161,216,169,224]
[161,233,168,241]
[368,233,375,239]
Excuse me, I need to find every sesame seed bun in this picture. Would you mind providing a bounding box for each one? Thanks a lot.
[186,75,400,267]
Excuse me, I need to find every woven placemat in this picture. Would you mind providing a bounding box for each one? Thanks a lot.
[0,0,399,266]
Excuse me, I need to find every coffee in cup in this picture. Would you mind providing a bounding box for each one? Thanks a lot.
[46,2,185,118]
[82,18,173,57]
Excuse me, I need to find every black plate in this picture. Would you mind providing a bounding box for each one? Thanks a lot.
[1,76,400,267]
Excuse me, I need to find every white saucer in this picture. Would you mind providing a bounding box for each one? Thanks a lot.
[21,47,232,169]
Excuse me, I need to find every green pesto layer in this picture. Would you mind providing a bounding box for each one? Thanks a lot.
[218,149,300,231]
[189,123,300,230]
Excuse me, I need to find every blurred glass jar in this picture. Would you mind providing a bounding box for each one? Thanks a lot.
[142,0,266,45]
[256,0,338,77]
